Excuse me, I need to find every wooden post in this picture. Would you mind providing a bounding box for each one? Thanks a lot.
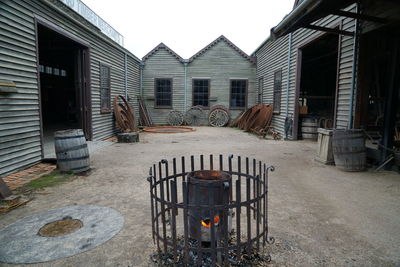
[0,178,12,199]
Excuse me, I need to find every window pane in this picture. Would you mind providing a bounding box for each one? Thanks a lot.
[273,70,282,113]
[230,80,246,108]
[193,79,209,107]
[100,65,111,111]
[155,79,172,107]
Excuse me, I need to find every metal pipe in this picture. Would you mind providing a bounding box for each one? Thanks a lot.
[139,62,145,97]
[348,2,360,129]
[285,33,293,117]
[124,53,128,99]
[183,60,188,111]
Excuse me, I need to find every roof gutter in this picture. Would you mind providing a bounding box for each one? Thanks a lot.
[271,0,322,40]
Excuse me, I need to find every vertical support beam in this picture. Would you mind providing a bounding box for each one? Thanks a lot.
[348,2,360,129]
[139,62,145,97]
[285,33,293,118]
[381,38,399,164]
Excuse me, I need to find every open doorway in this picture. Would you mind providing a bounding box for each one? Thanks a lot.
[356,23,400,166]
[294,33,339,140]
[37,22,91,158]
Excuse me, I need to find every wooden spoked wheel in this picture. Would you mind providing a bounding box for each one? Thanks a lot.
[209,108,230,127]
[184,106,205,126]
[167,110,184,126]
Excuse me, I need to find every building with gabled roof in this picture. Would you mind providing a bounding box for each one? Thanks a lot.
[141,35,256,125]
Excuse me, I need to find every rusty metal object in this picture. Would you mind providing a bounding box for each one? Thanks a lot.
[231,104,274,133]
[148,155,275,266]
[185,106,206,126]
[113,95,137,132]
[167,110,184,126]
[143,126,194,133]
[208,108,230,127]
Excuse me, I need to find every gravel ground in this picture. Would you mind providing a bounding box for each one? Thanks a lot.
[0,127,399,267]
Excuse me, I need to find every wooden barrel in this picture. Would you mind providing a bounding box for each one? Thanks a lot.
[332,129,366,171]
[54,129,90,173]
[301,118,318,140]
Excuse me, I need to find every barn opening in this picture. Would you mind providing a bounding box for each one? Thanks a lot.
[37,23,90,158]
[297,33,339,140]
[356,22,400,167]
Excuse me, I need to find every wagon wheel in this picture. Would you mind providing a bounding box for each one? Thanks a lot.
[209,108,230,127]
[184,106,205,126]
[167,110,184,126]
[113,95,137,132]
[210,104,229,113]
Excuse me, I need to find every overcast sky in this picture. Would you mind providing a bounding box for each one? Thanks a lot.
[81,0,294,59]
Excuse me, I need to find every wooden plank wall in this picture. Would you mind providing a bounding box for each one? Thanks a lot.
[0,0,140,177]
[188,41,257,119]
[142,48,185,125]
[142,40,257,125]
[255,5,356,137]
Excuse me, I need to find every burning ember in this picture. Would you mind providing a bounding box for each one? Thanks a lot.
[148,155,275,266]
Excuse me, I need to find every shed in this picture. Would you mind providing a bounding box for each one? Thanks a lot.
[0,0,141,177]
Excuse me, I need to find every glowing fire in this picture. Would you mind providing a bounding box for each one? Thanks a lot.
[201,216,220,228]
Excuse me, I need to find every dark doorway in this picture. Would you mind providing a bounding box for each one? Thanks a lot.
[356,23,400,166]
[296,33,339,139]
[37,23,91,158]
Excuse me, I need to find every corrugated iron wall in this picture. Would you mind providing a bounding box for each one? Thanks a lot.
[0,0,140,177]
[255,6,356,137]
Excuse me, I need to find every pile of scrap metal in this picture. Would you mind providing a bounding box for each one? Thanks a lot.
[230,104,281,140]
[113,95,138,132]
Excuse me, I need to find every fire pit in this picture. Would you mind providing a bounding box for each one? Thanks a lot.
[148,155,274,266]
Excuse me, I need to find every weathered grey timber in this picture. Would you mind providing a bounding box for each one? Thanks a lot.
[253,6,356,138]
[0,0,140,177]
[141,36,256,125]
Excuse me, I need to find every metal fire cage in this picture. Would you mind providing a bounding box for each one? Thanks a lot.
[148,154,275,266]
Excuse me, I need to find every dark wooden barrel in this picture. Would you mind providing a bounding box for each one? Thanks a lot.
[54,129,90,173]
[301,118,318,140]
[332,129,366,171]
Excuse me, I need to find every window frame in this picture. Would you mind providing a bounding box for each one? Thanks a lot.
[273,69,282,114]
[229,79,248,110]
[100,63,111,113]
[154,78,173,109]
[192,78,210,108]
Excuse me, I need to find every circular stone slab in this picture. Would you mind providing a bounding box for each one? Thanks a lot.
[0,205,124,264]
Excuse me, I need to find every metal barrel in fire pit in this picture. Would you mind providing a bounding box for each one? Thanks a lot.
[187,170,231,242]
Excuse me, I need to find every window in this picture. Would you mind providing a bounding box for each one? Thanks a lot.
[230,79,247,108]
[155,78,172,107]
[100,64,111,112]
[273,70,282,114]
[193,79,209,107]
[258,78,264,104]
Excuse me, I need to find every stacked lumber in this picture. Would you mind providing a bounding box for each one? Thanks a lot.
[138,96,153,127]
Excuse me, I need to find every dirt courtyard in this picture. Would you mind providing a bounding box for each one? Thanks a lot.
[1,127,399,267]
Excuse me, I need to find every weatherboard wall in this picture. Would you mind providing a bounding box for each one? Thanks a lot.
[0,0,140,177]
[255,6,356,137]
[188,40,257,119]
[142,48,185,125]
